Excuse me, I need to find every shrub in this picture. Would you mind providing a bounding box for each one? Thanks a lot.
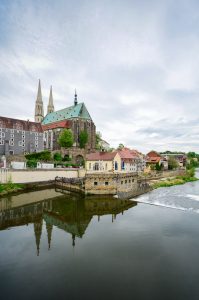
[27,160,37,168]
[25,151,51,161]
[53,152,62,161]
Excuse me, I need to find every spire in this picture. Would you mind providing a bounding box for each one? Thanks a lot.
[72,234,76,248]
[34,219,43,256]
[34,79,44,123]
[47,86,54,114]
[36,79,42,103]
[46,222,53,250]
[74,89,78,106]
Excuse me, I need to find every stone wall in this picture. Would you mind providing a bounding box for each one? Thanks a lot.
[84,172,139,196]
[0,169,81,184]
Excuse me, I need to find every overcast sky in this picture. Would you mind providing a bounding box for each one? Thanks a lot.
[0,0,199,153]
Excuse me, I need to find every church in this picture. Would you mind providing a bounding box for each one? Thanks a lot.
[34,80,96,159]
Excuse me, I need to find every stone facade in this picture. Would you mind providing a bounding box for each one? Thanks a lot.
[0,117,43,156]
[84,172,139,195]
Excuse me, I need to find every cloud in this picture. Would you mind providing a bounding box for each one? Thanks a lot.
[0,0,199,153]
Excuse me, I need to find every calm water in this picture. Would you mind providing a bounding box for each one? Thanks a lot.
[1,180,199,300]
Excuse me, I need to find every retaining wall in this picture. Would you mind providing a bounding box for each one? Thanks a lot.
[0,168,86,184]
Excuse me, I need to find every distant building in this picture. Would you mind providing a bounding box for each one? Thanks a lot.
[0,116,43,156]
[118,148,139,172]
[146,151,162,170]
[99,139,110,151]
[162,153,186,168]
[86,152,121,172]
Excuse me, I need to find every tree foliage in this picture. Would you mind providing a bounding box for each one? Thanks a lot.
[155,163,163,171]
[25,151,51,161]
[53,152,62,161]
[117,143,125,150]
[168,157,179,170]
[58,129,74,148]
[79,130,88,148]
[95,131,102,150]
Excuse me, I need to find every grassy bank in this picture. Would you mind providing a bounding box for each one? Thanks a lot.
[0,183,25,195]
[152,170,198,189]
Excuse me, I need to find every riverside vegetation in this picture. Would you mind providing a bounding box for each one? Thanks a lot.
[152,168,198,189]
[0,181,24,195]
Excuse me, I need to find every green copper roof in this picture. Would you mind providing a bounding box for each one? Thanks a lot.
[42,102,92,125]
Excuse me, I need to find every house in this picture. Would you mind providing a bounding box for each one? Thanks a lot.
[118,148,139,172]
[162,154,186,168]
[130,149,146,172]
[99,139,110,151]
[146,151,163,170]
[86,152,121,172]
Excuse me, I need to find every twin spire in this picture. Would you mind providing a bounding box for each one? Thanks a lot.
[34,79,55,123]
[34,79,78,123]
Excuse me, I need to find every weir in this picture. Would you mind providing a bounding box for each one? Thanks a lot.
[134,178,199,213]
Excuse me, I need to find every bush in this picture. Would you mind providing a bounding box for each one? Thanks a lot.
[27,160,37,168]
[62,155,71,162]
[53,152,62,161]
[25,151,51,161]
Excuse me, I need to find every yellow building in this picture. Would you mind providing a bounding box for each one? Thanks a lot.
[86,152,122,173]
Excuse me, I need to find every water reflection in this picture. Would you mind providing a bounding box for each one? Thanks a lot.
[0,189,137,255]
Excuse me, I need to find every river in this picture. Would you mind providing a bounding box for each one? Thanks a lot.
[1,176,199,300]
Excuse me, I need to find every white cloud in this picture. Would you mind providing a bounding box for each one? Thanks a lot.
[0,0,199,153]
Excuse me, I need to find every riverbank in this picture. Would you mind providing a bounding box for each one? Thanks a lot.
[152,173,198,189]
[0,183,25,196]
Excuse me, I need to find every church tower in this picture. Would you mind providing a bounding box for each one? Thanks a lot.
[47,86,54,114]
[35,79,44,123]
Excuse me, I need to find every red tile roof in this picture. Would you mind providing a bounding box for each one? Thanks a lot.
[147,151,161,158]
[147,157,161,163]
[86,152,118,161]
[118,148,138,160]
[0,116,43,132]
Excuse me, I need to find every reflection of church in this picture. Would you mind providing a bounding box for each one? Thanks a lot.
[0,192,137,255]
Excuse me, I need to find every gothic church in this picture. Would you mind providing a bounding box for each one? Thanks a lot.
[34,80,96,153]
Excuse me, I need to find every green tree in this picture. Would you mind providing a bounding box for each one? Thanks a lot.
[96,131,102,150]
[117,143,124,150]
[58,129,74,148]
[155,163,162,171]
[79,130,88,148]
[168,157,178,170]
[53,152,62,161]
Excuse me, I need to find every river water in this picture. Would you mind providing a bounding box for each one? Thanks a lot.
[1,177,199,300]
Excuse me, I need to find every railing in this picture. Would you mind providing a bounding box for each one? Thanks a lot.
[0,168,11,184]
